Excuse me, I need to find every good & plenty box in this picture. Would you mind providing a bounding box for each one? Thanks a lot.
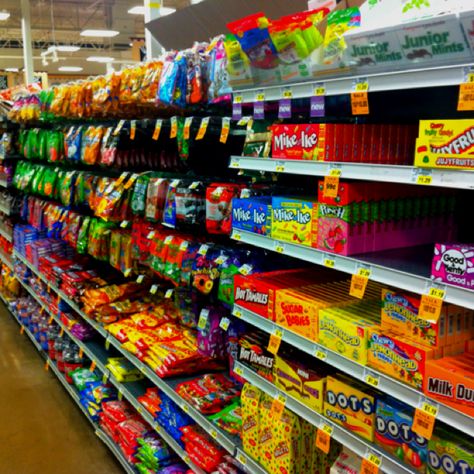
[431,243,474,291]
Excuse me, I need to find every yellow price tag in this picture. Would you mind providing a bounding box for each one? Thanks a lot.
[232,231,241,241]
[233,309,242,318]
[165,289,173,299]
[457,82,474,111]
[275,164,285,172]
[323,175,339,198]
[255,92,265,102]
[150,284,158,295]
[181,404,190,414]
[170,116,178,139]
[428,287,445,299]
[421,402,439,417]
[233,95,242,104]
[274,243,285,254]
[130,120,136,140]
[210,429,218,439]
[365,372,380,388]
[220,117,230,144]
[136,275,145,284]
[351,92,369,115]
[234,365,244,376]
[196,117,210,140]
[361,455,381,474]
[355,81,369,92]
[357,267,371,278]
[152,119,162,140]
[323,257,335,268]
[219,317,230,331]
[316,425,332,454]
[417,175,433,185]
[282,89,292,99]
[419,294,443,322]
[350,274,369,299]
[124,268,132,278]
[267,329,283,355]
[412,408,436,439]
[315,348,327,361]
[184,117,193,140]
[197,309,209,330]
[329,168,342,177]
[237,453,247,465]
[314,86,326,96]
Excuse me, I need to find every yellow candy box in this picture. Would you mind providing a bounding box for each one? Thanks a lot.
[271,197,318,247]
[324,375,376,442]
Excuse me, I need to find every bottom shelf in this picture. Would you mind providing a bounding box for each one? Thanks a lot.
[0,296,137,474]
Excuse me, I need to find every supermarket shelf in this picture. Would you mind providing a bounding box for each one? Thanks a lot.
[13,251,243,460]
[95,430,137,474]
[0,202,12,215]
[235,362,414,474]
[232,63,474,101]
[234,448,269,474]
[231,229,474,310]
[0,225,13,242]
[0,178,10,188]
[233,305,473,436]
[0,250,13,270]
[229,156,474,190]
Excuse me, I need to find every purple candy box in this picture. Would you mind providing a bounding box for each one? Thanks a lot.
[431,243,474,290]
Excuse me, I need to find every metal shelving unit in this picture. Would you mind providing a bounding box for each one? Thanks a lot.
[0,178,10,188]
[229,156,474,190]
[232,63,474,101]
[12,251,264,470]
[230,229,474,310]
[234,362,415,474]
[0,225,13,242]
[232,305,473,436]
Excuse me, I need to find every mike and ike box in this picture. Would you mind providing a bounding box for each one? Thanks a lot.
[324,374,377,443]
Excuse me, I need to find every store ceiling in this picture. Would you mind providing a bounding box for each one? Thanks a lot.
[0,0,192,77]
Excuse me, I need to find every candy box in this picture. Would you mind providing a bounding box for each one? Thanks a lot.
[231,197,272,235]
[324,374,376,442]
[271,196,318,247]
[431,243,474,291]
[427,427,474,474]
[375,398,428,472]
[415,120,474,170]
[423,355,474,418]
[273,352,326,413]
[238,332,275,382]
[381,289,445,348]
[367,328,436,391]
[241,383,262,462]
[258,395,274,473]
[270,123,325,161]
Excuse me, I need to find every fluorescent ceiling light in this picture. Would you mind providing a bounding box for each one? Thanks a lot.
[0,12,10,21]
[5,67,19,72]
[81,29,119,37]
[128,6,145,14]
[87,56,115,63]
[59,66,83,72]
[160,7,176,15]
[56,45,81,52]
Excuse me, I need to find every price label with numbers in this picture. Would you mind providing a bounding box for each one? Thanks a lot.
[136,274,145,284]
[219,317,231,331]
[179,241,189,251]
[230,158,240,168]
[170,116,178,138]
[419,294,443,322]
[214,255,228,265]
[329,167,342,177]
[270,393,286,420]
[428,287,445,299]
[232,231,242,241]
[323,175,339,198]
[183,117,193,140]
[234,365,244,376]
[196,117,210,140]
[220,117,230,144]
[255,91,265,102]
[350,273,369,299]
[311,83,326,117]
[274,161,285,172]
[357,267,371,278]
[181,404,190,413]
[274,242,285,254]
[282,87,293,99]
[120,220,129,228]
[239,264,253,276]
[147,231,155,239]
[165,289,174,299]
[458,82,474,111]
[351,92,369,115]
[130,120,137,140]
[236,453,247,465]
[150,284,159,295]
[198,244,209,256]
[124,268,132,277]
[233,94,243,104]
[364,369,380,388]
[314,347,328,361]
[316,423,333,454]
[233,308,242,319]
[412,407,436,439]
[421,401,439,417]
[152,119,163,140]
[197,309,209,330]
[323,256,335,268]
[210,429,218,439]
[354,79,369,92]
[417,174,433,185]
[361,453,381,474]
[267,328,283,355]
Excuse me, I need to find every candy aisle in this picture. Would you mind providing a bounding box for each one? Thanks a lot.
[0,1,474,474]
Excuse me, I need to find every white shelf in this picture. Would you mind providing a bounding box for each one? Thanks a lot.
[0,178,10,188]
[235,362,415,474]
[232,63,474,102]
[231,229,474,310]
[0,202,12,215]
[233,305,473,436]
[0,224,12,242]
[230,157,474,190]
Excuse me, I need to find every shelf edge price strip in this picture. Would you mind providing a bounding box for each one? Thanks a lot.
[351,79,369,115]
[361,452,381,474]
[364,369,380,388]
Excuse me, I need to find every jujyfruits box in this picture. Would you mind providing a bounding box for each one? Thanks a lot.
[324,374,376,442]
[270,123,328,161]
[271,197,318,247]
[381,289,446,348]
[319,301,380,365]
[241,383,262,462]
[368,328,436,391]
[273,352,326,413]
[232,197,272,235]
[427,427,474,474]
[424,354,474,418]
[375,398,428,473]
[415,119,474,170]
[431,243,474,291]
